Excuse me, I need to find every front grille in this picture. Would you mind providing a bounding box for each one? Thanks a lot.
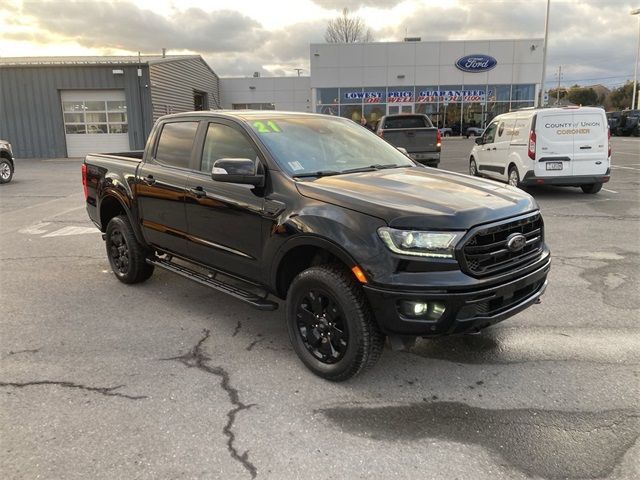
[461,213,544,277]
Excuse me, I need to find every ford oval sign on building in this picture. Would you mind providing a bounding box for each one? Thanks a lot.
[455,54,497,73]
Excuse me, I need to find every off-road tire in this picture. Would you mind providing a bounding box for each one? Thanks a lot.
[286,265,385,381]
[105,215,154,284]
[581,183,602,194]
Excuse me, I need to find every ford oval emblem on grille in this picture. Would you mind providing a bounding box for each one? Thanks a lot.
[506,233,527,252]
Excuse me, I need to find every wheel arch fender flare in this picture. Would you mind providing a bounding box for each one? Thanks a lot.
[98,189,145,245]
[269,234,360,291]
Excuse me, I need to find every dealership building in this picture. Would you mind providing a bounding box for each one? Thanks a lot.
[1,38,543,158]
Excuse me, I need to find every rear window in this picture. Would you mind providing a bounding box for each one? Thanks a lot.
[383,115,432,129]
[155,121,199,168]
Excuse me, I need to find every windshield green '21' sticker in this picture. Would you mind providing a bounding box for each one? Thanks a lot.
[253,120,281,133]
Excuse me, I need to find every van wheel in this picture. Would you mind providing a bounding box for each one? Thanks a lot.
[581,183,602,194]
[508,165,521,187]
[286,265,385,381]
[0,159,13,184]
[105,215,154,284]
[469,158,480,177]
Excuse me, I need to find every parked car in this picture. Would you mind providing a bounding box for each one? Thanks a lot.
[606,111,621,135]
[84,111,550,381]
[614,109,639,137]
[469,106,610,194]
[0,140,14,184]
[465,126,484,137]
[438,127,452,137]
[375,114,441,167]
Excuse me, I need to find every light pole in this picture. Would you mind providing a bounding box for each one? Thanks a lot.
[632,8,640,110]
[538,0,551,107]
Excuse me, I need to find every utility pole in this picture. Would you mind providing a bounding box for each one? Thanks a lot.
[294,68,303,77]
[538,0,551,107]
[556,65,562,104]
[632,9,640,110]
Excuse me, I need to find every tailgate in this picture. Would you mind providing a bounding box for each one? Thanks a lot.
[383,129,438,153]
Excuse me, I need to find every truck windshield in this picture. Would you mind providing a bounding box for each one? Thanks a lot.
[248,116,415,177]
[383,115,432,129]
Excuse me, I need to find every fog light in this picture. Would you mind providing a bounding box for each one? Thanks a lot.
[413,302,428,315]
[399,301,446,320]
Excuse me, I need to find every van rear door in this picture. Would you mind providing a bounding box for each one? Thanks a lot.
[572,110,608,176]
[535,110,574,179]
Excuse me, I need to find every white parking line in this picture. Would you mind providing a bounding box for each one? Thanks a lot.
[602,188,618,194]
[611,165,640,171]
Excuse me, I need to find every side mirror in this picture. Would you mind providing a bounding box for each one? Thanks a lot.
[475,137,484,145]
[211,158,264,187]
[396,147,409,156]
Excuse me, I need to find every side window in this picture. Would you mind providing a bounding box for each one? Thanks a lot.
[201,123,259,173]
[155,121,199,168]
[484,122,499,144]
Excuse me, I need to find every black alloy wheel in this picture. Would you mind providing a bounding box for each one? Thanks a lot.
[295,289,349,364]
[105,215,154,284]
[107,228,130,276]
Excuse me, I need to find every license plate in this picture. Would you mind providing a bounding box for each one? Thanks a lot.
[411,153,426,160]
[546,162,563,171]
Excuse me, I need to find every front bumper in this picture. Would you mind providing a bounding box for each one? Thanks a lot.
[521,169,610,187]
[363,258,550,336]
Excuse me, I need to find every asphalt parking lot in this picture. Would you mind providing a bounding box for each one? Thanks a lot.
[1,137,639,480]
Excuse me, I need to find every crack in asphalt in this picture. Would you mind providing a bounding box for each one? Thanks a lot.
[0,380,147,400]
[7,348,41,355]
[232,321,242,337]
[162,329,257,479]
[246,335,264,351]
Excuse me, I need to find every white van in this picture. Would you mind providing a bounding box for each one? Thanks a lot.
[469,106,611,193]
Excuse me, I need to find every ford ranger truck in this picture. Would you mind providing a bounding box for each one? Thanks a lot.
[83,111,550,381]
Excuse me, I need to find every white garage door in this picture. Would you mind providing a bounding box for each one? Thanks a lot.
[61,90,130,157]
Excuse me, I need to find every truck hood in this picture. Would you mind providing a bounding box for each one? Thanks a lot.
[296,167,538,230]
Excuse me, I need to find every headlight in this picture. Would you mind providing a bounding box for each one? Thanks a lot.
[377,227,465,258]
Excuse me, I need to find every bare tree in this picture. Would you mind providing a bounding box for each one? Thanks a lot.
[325,8,374,43]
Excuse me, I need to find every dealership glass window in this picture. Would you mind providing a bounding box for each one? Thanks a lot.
[317,88,339,105]
[61,99,128,135]
[316,104,339,116]
[486,102,510,123]
[489,85,511,102]
[363,104,385,125]
[512,84,535,101]
[387,86,414,103]
[363,86,386,104]
[340,87,363,104]
[439,85,463,103]
[510,101,535,110]
[340,104,362,121]
[415,86,439,103]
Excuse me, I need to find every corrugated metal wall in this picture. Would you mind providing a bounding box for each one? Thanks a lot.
[149,57,221,121]
[0,65,154,158]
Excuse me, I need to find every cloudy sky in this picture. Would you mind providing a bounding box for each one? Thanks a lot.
[0,0,638,89]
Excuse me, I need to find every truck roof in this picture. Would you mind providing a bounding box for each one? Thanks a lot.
[158,110,327,122]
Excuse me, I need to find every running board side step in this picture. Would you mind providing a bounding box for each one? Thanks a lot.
[146,257,278,311]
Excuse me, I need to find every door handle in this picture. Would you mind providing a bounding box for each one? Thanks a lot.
[142,174,155,185]
[579,146,592,150]
[189,186,206,198]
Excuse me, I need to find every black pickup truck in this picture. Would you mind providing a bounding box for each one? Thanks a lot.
[83,111,550,381]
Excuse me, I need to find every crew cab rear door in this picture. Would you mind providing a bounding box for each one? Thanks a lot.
[137,120,198,257]
[185,120,265,282]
